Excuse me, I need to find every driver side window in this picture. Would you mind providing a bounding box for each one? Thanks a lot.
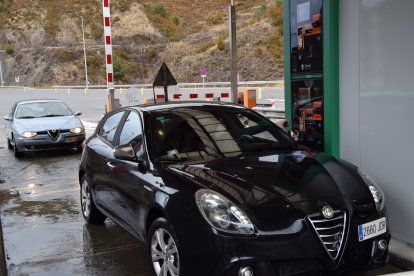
[119,111,144,158]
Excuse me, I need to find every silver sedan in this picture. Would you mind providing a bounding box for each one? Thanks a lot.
[3,99,86,158]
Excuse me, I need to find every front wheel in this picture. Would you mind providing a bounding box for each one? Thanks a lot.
[148,218,181,276]
[12,137,23,158]
[80,176,106,224]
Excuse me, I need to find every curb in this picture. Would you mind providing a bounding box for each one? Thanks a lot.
[0,215,7,276]
[389,238,414,271]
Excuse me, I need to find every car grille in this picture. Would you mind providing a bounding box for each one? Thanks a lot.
[48,129,60,139]
[307,210,347,260]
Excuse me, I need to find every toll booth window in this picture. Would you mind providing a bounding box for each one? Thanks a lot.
[290,0,323,74]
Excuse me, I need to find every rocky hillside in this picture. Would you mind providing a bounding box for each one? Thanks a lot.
[0,0,284,86]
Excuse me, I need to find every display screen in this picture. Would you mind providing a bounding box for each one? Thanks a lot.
[290,0,323,74]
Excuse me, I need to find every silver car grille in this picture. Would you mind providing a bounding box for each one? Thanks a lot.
[307,210,347,260]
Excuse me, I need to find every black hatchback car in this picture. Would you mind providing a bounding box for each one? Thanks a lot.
[79,102,389,276]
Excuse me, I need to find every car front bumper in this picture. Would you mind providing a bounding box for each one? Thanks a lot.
[15,133,85,152]
[173,216,390,276]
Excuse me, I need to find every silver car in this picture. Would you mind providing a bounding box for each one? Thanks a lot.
[3,99,86,158]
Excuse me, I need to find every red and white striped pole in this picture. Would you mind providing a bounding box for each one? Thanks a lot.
[102,0,115,112]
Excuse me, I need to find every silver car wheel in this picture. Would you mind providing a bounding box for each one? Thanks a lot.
[151,228,180,276]
[81,179,91,218]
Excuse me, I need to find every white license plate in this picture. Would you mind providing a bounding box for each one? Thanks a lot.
[358,217,387,241]
[66,137,78,143]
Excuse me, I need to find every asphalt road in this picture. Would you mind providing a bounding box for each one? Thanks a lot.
[0,88,403,275]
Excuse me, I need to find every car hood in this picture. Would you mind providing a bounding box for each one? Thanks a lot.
[13,116,82,132]
[167,150,366,207]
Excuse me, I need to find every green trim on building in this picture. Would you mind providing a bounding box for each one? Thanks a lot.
[323,0,340,157]
[283,0,292,129]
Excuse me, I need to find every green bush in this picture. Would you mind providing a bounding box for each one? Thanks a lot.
[5,44,14,55]
[153,3,167,18]
[172,14,180,26]
[113,55,127,83]
[0,3,5,12]
[147,49,157,61]
[216,36,225,51]
[59,51,70,62]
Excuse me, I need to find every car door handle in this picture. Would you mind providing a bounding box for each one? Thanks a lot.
[107,162,116,170]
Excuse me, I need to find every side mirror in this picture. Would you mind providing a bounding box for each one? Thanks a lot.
[114,144,148,172]
[3,115,12,121]
[114,144,137,162]
[75,111,82,116]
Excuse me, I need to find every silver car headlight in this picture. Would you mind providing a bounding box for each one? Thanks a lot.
[358,168,385,212]
[70,127,84,134]
[195,189,255,235]
[21,131,37,138]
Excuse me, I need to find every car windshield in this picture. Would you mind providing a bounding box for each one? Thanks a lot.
[149,106,293,162]
[15,102,73,119]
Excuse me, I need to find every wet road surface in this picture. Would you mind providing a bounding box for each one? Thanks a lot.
[0,89,403,276]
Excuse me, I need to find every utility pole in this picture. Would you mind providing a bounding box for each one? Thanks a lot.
[229,0,238,104]
[0,61,4,86]
[80,16,89,92]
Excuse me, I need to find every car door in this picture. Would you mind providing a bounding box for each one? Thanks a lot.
[107,111,150,238]
[86,111,126,212]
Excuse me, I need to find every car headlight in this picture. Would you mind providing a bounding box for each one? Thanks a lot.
[70,127,84,134]
[21,131,37,138]
[195,189,255,235]
[358,168,385,212]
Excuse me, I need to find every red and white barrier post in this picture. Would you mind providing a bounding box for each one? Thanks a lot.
[102,0,115,112]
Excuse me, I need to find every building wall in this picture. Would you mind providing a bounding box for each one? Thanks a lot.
[340,0,414,244]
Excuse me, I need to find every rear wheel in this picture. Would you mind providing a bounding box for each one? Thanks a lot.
[80,176,106,224]
[148,218,181,276]
[12,137,23,158]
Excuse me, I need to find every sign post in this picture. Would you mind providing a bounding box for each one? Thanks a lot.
[0,61,4,86]
[102,0,115,112]
[200,68,207,87]
[229,0,238,104]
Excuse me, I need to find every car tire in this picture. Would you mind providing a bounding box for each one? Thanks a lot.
[80,176,106,225]
[7,139,13,150]
[148,218,181,276]
[12,137,23,158]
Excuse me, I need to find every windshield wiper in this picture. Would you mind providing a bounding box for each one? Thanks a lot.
[18,116,35,119]
[41,114,65,117]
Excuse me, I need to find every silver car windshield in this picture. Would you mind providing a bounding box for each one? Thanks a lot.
[15,102,73,119]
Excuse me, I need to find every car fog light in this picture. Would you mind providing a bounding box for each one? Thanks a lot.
[378,239,387,251]
[239,266,253,276]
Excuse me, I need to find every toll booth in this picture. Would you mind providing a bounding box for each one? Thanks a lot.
[284,0,339,155]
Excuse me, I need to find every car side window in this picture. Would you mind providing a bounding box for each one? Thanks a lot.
[98,111,125,146]
[10,103,17,117]
[119,111,145,159]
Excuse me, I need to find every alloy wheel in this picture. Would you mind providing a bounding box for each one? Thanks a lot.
[81,179,91,218]
[151,228,180,276]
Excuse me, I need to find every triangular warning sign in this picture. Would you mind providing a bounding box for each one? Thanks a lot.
[153,62,177,87]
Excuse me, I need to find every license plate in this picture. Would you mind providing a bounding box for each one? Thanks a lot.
[358,217,387,241]
[66,137,78,143]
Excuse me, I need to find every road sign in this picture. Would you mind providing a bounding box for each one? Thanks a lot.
[200,68,207,77]
[153,62,177,102]
[15,76,20,83]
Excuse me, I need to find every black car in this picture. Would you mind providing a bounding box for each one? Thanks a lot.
[79,102,389,276]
